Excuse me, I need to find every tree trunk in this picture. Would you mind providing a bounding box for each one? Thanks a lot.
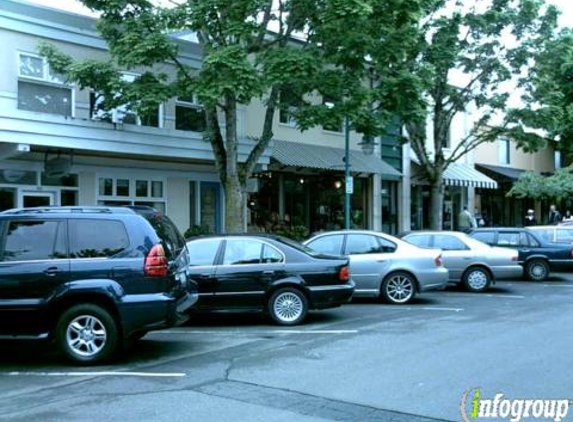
[223,177,247,233]
[429,178,444,231]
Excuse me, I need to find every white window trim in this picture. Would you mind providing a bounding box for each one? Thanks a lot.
[96,176,166,203]
[17,51,76,118]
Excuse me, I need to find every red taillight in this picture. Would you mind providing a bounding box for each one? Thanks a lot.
[570,250,573,259]
[145,244,168,277]
[434,254,443,267]
[339,266,350,281]
[512,255,519,261]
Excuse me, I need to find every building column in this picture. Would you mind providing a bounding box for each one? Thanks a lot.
[278,173,285,219]
[371,174,382,231]
[400,142,411,233]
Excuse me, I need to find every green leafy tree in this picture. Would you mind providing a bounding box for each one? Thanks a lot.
[508,29,573,161]
[510,166,573,201]
[39,0,425,233]
[401,0,558,230]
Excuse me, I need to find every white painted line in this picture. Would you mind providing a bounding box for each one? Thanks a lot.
[486,294,525,299]
[0,371,186,378]
[154,329,358,335]
[422,307,464,312]
[544,284,573,287]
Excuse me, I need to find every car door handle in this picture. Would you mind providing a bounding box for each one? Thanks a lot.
[463,257,472,260]
[198,273,212,280]
[44,267,60,277]
[262,270,275,276]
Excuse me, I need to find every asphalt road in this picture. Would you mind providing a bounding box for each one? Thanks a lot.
[1,275,572,422]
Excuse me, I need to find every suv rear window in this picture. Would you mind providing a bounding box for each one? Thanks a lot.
[140,212,185,259]
[2,220,66,261]
[69,219,129,258]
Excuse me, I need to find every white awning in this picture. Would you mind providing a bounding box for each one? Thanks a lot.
[412,160,498,189]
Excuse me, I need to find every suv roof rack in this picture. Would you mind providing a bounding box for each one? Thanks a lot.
[1,206,137,215]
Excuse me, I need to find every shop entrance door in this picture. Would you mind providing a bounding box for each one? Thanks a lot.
[21,191,56,208]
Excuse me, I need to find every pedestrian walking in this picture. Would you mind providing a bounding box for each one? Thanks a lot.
[458,206,476,232]
[548,205,562,225]
[524,209,537,226]
[563,210,573,223]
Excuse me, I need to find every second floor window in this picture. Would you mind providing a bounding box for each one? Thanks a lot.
[279,87,301,127]
[17,52,72,117]
[498,137,510,165]
[322,96,343,133]
[175,95,205,132]
[89,73,161,127]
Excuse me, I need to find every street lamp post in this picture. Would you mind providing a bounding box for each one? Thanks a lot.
[344,116,351,230]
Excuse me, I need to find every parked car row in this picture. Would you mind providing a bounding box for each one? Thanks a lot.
[2,205,570,366]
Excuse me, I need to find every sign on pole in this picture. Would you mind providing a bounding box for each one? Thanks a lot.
[345,176,354,194]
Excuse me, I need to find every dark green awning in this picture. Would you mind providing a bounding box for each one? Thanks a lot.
[271,140,402,180]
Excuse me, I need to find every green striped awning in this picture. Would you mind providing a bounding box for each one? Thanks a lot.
[271,140,402,180]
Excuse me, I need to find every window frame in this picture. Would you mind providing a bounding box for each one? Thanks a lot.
[0,218,68,262]
[68,218,130,259]
[96,176,166,211]
[220,238,285,266]
[433,234,470,251]
[89,71,163,127]
[306,234,345,256]
[322,96,344,134]
[498,136,511,165]
[187,238,223,267]
[17,52,75,118]
[175,95,206,132]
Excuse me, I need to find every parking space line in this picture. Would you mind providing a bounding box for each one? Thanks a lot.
[0,371,186,377]
[543,284,573,287]
[421,307,464,312]
[486,294,525,299]
[153,329,358,335]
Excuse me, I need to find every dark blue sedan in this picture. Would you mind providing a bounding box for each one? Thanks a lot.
[468,228,573,281]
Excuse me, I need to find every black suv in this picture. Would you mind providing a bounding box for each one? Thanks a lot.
[0,206,197,364]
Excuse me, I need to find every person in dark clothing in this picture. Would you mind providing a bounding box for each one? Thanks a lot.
[524,209,537,226]
[548,205,562,225]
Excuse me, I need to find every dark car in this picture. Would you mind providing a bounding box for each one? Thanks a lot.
[185,235,354,325]
[468,228,573,281]
[0,206,198,364]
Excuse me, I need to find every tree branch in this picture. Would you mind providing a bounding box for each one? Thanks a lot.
[241,85,280,182]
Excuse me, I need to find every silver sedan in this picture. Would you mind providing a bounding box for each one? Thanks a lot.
[402,231,522,292]
[303,230,448,304]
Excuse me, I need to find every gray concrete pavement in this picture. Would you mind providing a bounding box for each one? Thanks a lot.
[1,276,572,421]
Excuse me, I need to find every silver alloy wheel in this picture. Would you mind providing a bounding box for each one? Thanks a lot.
[273,292,304,323]
[386,275,414,303]
[467,270,488,290]
[66,315,107,357]
[529,262,547,280]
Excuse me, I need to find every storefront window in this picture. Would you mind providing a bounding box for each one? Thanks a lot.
[0,188,16,211]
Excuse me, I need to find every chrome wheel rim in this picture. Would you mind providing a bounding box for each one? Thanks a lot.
[467,270,488,290]
[273,292,304,323]
[386,275,414,303]
[530,263,547,280]
[66,315,107,357]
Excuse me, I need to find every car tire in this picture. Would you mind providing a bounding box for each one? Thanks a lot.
[55,304,119,365]
[462,267,491,292]
[525,259,549,281]
[268,287,308,326]
[381,272,416,304]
